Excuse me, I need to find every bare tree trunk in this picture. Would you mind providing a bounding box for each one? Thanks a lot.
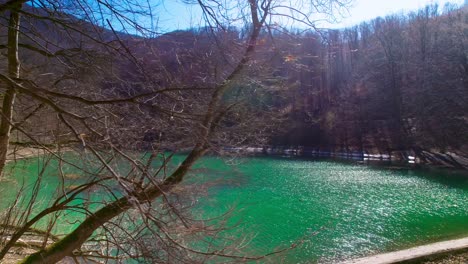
[0,3,21,177]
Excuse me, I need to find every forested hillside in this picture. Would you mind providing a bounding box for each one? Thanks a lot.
[3,3,468,166]
[271,4,467,156]
[148,4,468,165]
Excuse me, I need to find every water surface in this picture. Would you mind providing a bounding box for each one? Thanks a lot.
[1,156,467,263]
[188,157,468,263]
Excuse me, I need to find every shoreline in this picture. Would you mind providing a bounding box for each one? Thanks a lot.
[5,146,73,163]
[340,237,468,264]
[6,147,47,162]
[222,146,468,171]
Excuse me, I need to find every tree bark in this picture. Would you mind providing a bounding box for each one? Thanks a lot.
[0,3,21,177]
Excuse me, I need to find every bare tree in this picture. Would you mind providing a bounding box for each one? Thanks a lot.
[0,0,350,263]
[0,0,22,175]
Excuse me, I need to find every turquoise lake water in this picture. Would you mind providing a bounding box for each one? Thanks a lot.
[187,156,468,263]
[1,155,467,263]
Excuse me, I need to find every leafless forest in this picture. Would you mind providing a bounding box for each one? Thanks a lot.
[0,0,466,263]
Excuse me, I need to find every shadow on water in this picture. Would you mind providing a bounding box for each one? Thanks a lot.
[405,169,468,190]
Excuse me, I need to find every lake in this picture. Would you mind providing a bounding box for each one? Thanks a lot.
[1,155,467,263]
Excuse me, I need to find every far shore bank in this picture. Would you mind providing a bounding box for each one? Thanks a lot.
[5,145,73,165]
[6,147,46,161]
[221,146,468,172]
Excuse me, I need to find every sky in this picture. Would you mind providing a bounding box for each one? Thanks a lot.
[154,0,465,32]
[323,0,466,28]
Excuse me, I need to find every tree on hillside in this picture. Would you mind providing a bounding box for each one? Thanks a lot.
[0,0,350,263]
[273,4,467,159]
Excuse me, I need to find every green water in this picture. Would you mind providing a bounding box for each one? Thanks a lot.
[187,156,468,263]
[1,155,468,263]
[0,155,119,234]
